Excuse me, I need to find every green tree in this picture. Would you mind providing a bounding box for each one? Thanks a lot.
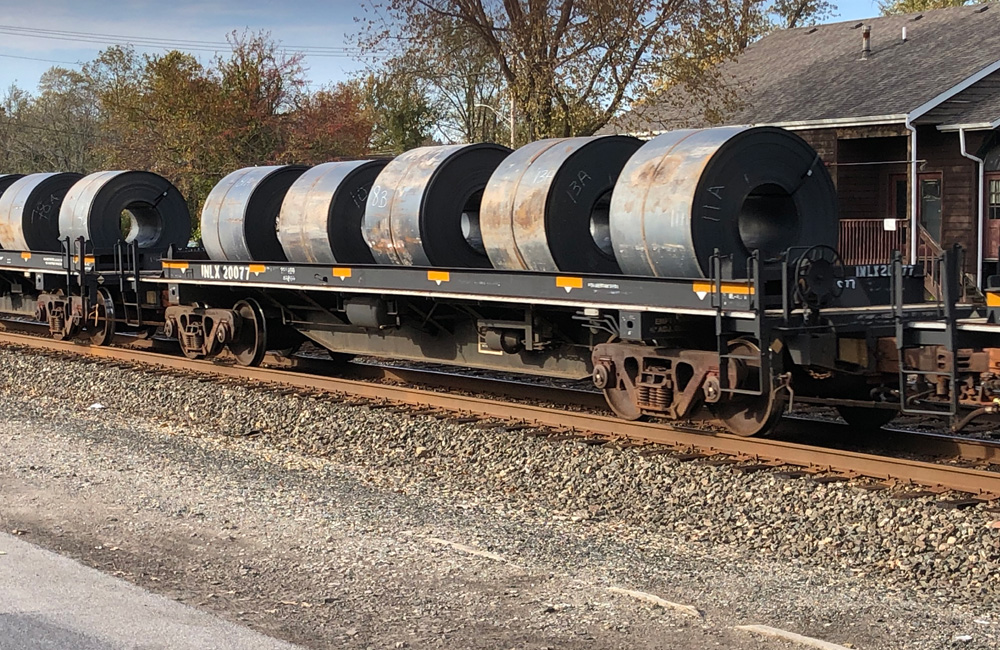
[362,71,437,153]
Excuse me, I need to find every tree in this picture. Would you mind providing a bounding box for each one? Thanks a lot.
[772,0,835,28]
[362,70,437,153]
[356,0,801,140]
[879,0,969,14]
[0,69,101,174]
[283,82,373,163]
[214,30,307,166]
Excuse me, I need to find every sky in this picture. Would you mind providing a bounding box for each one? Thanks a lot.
[0,0,886,95]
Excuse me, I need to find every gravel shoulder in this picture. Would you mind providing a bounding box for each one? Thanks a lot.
[0,346,998,649]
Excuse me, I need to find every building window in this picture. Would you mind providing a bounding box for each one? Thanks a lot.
[919,176,942,241]
[990,179,1000,220]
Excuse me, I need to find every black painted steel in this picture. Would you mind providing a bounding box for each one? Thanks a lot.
[481,135,641,274]
[201,165,308,262]
[364,143,511,268]
[0,172,83,251]
[277,160,388,264]
[610,126,838,278]
[0,174,24,197]
[59,170,190,253]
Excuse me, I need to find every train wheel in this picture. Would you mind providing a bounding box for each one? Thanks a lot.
[597,360,645,421]
[89,287,117,346]
[229,299,267,367]
[836,405,896,431]
[709,340,784,437]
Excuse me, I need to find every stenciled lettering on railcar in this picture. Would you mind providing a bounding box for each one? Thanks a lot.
[854,264,916,278]
[200,264,255,281]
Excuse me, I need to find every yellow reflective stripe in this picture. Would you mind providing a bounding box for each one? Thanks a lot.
[556,276,583,289]
[692,281,754,295]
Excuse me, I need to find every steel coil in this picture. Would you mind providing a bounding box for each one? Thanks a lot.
[0,172,84,251]
[363,143,511,268]
[0,174,24,197]
[59,170,190,253]
[0,174,23,249]
[201,165,307,262]
[277,160,388,264]
[610,126,838,278]
[480,136,641,273]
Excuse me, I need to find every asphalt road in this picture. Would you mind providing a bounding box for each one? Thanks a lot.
[0,532,302,650]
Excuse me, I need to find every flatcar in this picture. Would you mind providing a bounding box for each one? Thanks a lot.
[2,126,1000,438]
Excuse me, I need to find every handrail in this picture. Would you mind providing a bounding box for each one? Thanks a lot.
[916,225,946,300]
[838,219,909,265]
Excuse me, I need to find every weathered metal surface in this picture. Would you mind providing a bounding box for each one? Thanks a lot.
[0,172,83,251]
[363,143,511,268]
[59,170,190,253]
[610,126,838,278]
[277,160,388,264]
[0,175,24,250]
[201,165,307,262]
[481,135,641,274]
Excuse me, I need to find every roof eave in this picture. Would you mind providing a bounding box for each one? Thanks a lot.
[763,115,908,130]
[625,115,908,138]
[937,119,1000,132]
[908,58,1000,122]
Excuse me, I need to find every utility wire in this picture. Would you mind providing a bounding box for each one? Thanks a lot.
[0,24,363,57]
[0,52,82,65]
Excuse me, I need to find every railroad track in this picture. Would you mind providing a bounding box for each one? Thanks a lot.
[2,327,1000,505]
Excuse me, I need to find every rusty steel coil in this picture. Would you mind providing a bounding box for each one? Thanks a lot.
[363,143,511,268]
[59,171,190,253]
[610,126,838,278]
[0,172,84,251]
[0,174,24,249]
[201,165,308,262]
[480,136,641,273]
[277,160,388,264]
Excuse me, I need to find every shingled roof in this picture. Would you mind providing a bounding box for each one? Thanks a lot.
[606,3,1000,135]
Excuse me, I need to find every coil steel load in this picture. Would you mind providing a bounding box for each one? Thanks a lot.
[610,126,837,278]
[59,171,190,253]
[277,160,389,264]
[0,172,84,252]
[201,165,308,262]
[363,143,511,268]
[0,174,24,197]
[480,135,641,273]
[0,174,24,248]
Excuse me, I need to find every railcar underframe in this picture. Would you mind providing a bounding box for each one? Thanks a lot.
[3,240,1000,437]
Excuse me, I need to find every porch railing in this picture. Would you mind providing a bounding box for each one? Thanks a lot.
[838,218,909,265]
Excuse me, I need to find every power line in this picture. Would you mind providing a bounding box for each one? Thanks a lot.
[0,52,82,65]
[0,24,364,57]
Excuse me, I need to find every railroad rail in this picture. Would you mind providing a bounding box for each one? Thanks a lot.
[3,329,1000,503]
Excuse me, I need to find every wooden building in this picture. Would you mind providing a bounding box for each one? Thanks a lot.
[605,4,1000,291]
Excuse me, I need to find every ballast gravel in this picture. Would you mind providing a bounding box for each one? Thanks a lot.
[0,346,999,649]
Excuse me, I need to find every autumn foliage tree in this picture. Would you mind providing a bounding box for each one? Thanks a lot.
[1,32,373,239]
[355,0,836,141]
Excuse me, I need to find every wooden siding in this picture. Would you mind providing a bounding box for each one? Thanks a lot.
[792,125,992,277]
[917,126,985,273]
[831,135,908,222]
[796,129,838,187]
